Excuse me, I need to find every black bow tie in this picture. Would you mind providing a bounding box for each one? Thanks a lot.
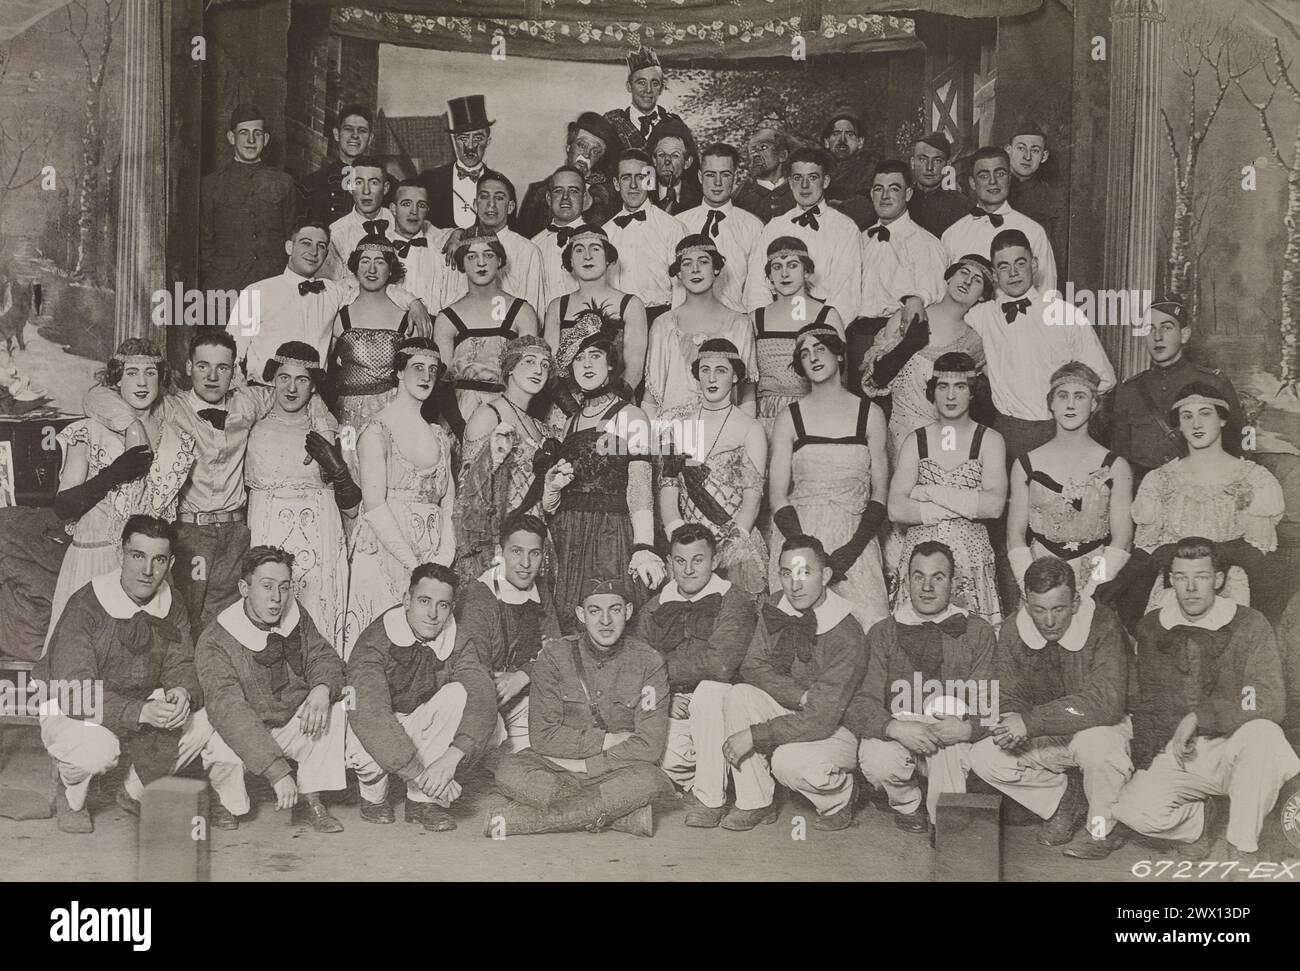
[120,611,181,656]
[702,209,726,238]
[867,223,890,242]
[970,207,1005,228]
[652,594,724,649]
[197,408,227,431]
[362,218,389,236]
[252,627,304,694]
[761,601,819,668]
[1159,624,1232,698]
[393,236,427,258]
[298,279,326,296]
[896,614,967,682]
[792,205,821,231]
[614,209,647,229]
[455,165,480,182]
[548,224,577,247]
[638,110,660,138]
[1002,298,1031,323]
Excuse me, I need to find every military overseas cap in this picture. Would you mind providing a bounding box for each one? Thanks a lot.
[229,102,265,131]
[580,575,630,602]
[916,131,953,158]
[1147,299,1186,327]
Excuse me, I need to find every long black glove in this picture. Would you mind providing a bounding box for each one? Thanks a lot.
[869,318,930,390]
[304,431,362,510]
[829,500,886,583]
[772,505,803,541]
[53,444,152,521]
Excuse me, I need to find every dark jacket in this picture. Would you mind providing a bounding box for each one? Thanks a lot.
[517,174,616,240]
[297,158,355,225]
[456,577,561,678]
[733,179,796,224]
[201,160,296,292]
[632,581,758,692]
[908,185,970,238]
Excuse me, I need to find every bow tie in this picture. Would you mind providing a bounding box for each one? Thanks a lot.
[252,628,305,694]
[362,218,389,236]
[637,110,660,138]
[298,279,326,296]
[792,205,821,231]
[1160,625,1232,697]
[970,207,1005,228]
[197,408,227,430]
[761,602,818,668]
[867,223,891,242]
[393,236,428,258]
[455,165,481,182]
[548,224,577,247]
[702,209,726,238]
[119,611,181,656]
[1001,298,1031,323]
[652,594,724,649]
[895,615,967,683]
[614,209,647,229]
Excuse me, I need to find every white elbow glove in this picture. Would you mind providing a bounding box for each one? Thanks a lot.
[1009,546,1035,591]
[364,505,420,571]
[925,485,980,520]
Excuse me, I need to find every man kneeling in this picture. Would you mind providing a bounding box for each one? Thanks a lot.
[346,563,497,831]
[43,515,214,833]
[486,576,672,837]
[1113,538,1300,867]
[845,541,996,837]
[196,546,348,832]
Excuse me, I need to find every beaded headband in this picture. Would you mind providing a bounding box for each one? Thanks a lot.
[566,228,609,248]
[1049,369,1100,396]
[677,240,720,259]
[1172,392,1229,413]
[931,369,980,381]
[793,324,839,351]
[455,232,500,253]
[951,254,995,287]
[768,245,809,263]
[271,349,321,369]
[356,239,396,255]
[115,354,162,368]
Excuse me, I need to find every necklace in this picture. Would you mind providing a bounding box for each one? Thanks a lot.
[581,393,614,418]
[698,404,733,462]
[502,395,542,444]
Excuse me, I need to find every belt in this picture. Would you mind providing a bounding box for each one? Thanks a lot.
[178,509,246,525]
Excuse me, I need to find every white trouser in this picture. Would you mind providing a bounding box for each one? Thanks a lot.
[40,688,216,811]
[202,698,348,815]
[969,717,1133,835]
[1113,719,1300,853]
[495,694,531,754]
[858,711,972,819]
[345,683,468,807]
[661,681,732,809]
[723,683,857,816]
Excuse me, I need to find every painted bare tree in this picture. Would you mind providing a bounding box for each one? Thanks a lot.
[1159,11,1257,324]
[1237,36,1300,397]
[0,44,49,222]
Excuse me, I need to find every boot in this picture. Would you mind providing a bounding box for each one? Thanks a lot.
[607,804,655,837]
[481,795,598,837]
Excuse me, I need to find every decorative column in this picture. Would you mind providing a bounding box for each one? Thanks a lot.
[113,0,166,345]
[1102,0,1165,380]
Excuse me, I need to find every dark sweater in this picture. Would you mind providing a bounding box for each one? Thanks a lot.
[1131,603,1286,769]
[529,632,669,777]
[997,601,1129,739]
[632,580,757,692]
[843,613,996,742]
[46,580,199,737]
[347,609,498,779]
[455,577,561,678]
[195,601,344,784]
[908,185,970,238]
[741,595,868,754]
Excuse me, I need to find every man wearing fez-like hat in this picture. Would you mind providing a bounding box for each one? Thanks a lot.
[485,574,673,837]
[201,101,297,293]
[419,95,499,230]
[604,47,689,153]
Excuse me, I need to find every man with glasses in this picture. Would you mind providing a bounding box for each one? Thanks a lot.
[604,47,688,152]
[906,131,970,239]
[419,95,498,230]
[941,146,1057,294]
[517,112,618,238]
[649,120,700,216]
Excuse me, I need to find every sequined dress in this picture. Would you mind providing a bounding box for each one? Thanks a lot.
[1020,449,1117,592]
[754,304,830,436]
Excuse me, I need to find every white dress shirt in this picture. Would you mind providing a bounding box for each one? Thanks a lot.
[966,286,1117,422]
[324,207,393,281]
[390,222,456,315]
[674,200,763,313]
[440,226,544,316]
[858,211,948,318]
[604,201,687,309]
[941,201,1057,294]
[531,217,582,312]
[745,203,863,323]
[450,164,483,229]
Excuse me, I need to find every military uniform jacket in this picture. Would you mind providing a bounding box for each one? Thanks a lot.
[297,157,355,225]
[201,160,296,292]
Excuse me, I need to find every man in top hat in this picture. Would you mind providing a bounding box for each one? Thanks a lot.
[323,155,393,282]
[674,142,763,314]
[649,118,701,217]
[821,110,875,230]
[1106,538,1300,866]
[1111,299,1244,484]
[298,103,375,225]
[907,131,970,239]
[517,112,619,239]
[605,147,688,326]
[734,126,796,224]
[201,102,296,294]
[419,95,497,230]
[484,575,673,837]
[530,166,588,311]
[604,48,688,153]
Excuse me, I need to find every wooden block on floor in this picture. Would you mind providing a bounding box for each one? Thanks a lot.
[934,792,1001,882]
[139,777,210,882]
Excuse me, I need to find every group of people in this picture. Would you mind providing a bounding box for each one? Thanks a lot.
[33,49,1300,870]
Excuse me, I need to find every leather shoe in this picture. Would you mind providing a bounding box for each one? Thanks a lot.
[210,801,240,830]
[607,804,654,837]
[298,800,345,834]
[115,786,141,817]
[811,808,854,831]
[721,803,779,831]
[55,786,93,835]
[360,798,396,824]
[406,799,457,832]
[1038,775,1086,846]
[682,791,726,828]
[894,806,930,834]
[1063,826,1127,860]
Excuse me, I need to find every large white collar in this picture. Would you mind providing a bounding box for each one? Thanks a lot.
[218,598,302,652]
[477,565,541,605]
[659,573,731,604]
[894,599,967,627]
[1159,595,1237,632]
[618,201,652,218]
[1016,594,1094,653]
[92,570,172,620]
[382,605,457,661]
[776,589,853,635]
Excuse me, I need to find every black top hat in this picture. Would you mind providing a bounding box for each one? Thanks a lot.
[447,95,494,134]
